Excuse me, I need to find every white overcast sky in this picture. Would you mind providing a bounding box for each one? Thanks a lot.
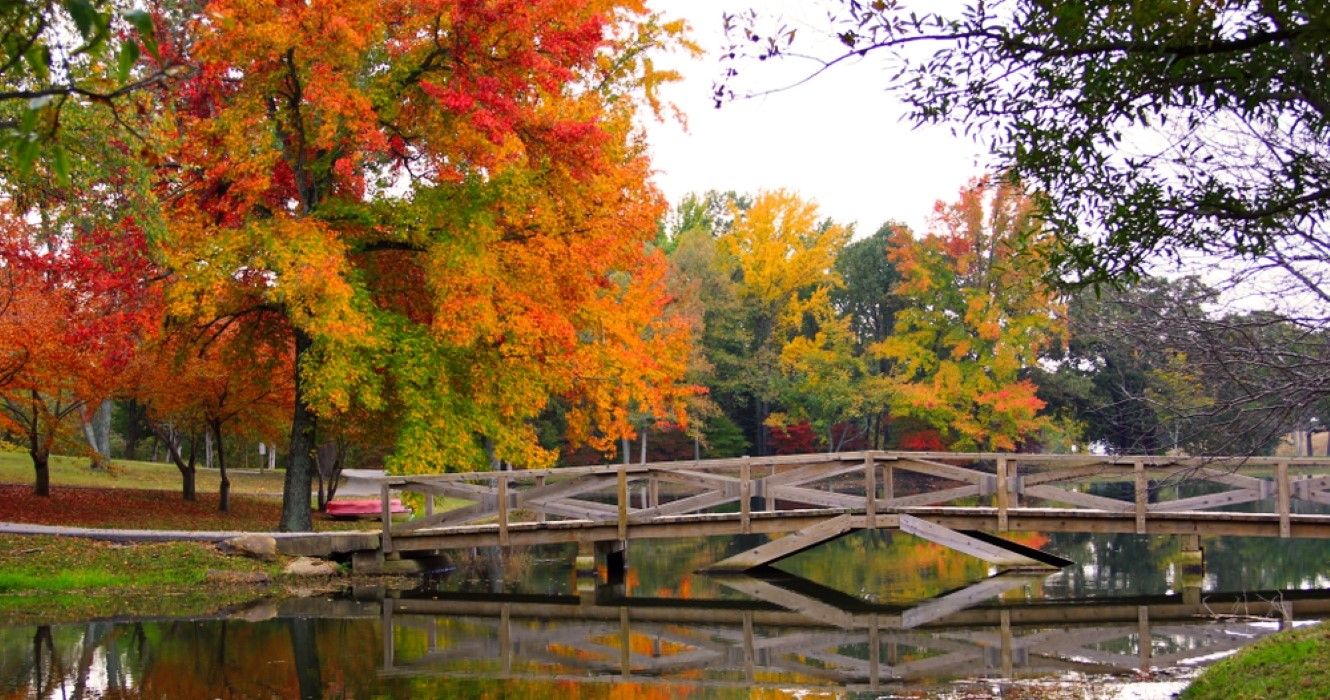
[643,0,987,236]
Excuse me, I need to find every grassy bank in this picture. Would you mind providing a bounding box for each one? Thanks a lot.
[0,534,291,625]
[1183,621,1330,700]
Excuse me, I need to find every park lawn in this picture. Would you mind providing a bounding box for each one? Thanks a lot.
[0,534,285,624]
[0,449,288,495]
[1183,621,1330,700]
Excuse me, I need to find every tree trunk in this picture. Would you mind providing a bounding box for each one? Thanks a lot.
[620,436,630,464]
[639,428,648,464]
[211,419,229,512]
[280,329,316,532]
[315,441,340,512]
[183,434,199,502]
[31,448,50,497]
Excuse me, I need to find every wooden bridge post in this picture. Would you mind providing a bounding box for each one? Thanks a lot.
[497,473,509,547]
[1277,460,1291,538]
[617,465,628,541]
[534,475,546,524]
[763,459,776,511]
[1134,460,1147,535]
[865,455,877,527]
[648,473,659,509]
[740,458,751,534]
[996,457,1010,531]
[882,459,893,503]
[380,482,393,557]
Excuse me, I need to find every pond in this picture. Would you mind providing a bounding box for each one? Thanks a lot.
[4,530,1329,698]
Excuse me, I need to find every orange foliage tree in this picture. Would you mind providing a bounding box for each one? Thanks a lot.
[871,178,1066,451]
[0,219,158,495]
[131,318,294,508]
[145,0,697,529]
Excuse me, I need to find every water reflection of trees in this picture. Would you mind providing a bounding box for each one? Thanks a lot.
[0,618,384,699]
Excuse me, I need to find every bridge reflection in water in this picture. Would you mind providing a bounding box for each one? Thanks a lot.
[369,568,1316,693]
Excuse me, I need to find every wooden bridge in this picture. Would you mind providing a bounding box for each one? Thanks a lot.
[369,451,1330,573]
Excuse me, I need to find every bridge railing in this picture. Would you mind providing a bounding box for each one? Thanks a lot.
[375,451,1330,548]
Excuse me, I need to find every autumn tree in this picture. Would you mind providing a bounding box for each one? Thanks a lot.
[148,1,696,530]
[131,319,294,507]
[719,189,850,454]
[873,178,1065,451]
[0,219,157,495]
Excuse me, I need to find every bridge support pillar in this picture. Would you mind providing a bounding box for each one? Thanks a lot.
[1178,534,1205,584]
[575,540,628,584]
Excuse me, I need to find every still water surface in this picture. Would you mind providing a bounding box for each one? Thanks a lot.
[4,530,1330,698]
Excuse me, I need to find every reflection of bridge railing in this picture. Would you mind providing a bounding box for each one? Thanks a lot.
[375,452,1330,565]
[376,571,1319,692]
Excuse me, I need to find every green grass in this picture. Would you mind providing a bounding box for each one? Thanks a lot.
[1183,621,1330,700]
[0,571,132,592]
[0,534,285,624]
[0,449,289,495]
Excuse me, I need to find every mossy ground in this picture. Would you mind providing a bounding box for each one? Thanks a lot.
[1183,621,1330,700]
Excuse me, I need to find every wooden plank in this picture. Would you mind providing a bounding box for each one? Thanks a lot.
[533,498,618,521]
[654,469,740,491]
[886,484,981,508]
[895,457,989,485]
[1134,459,1147,535]
[766,460,870,488]
[1195,468,1272,496]
[898,515,1052,568]
[1148,488,1260,512]
[518,474,613,508]
[617,466,628,541]
[1278,461,1291,538]
[1023,484,1135,512]
[882,462,894,501]
[996,457,1010,531]
[395,501,494,532]
[643,489,735,518]
[703,514,855,571]
[1023,462,1122,486]
[767,484,863,509]
[407,480,495,500]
